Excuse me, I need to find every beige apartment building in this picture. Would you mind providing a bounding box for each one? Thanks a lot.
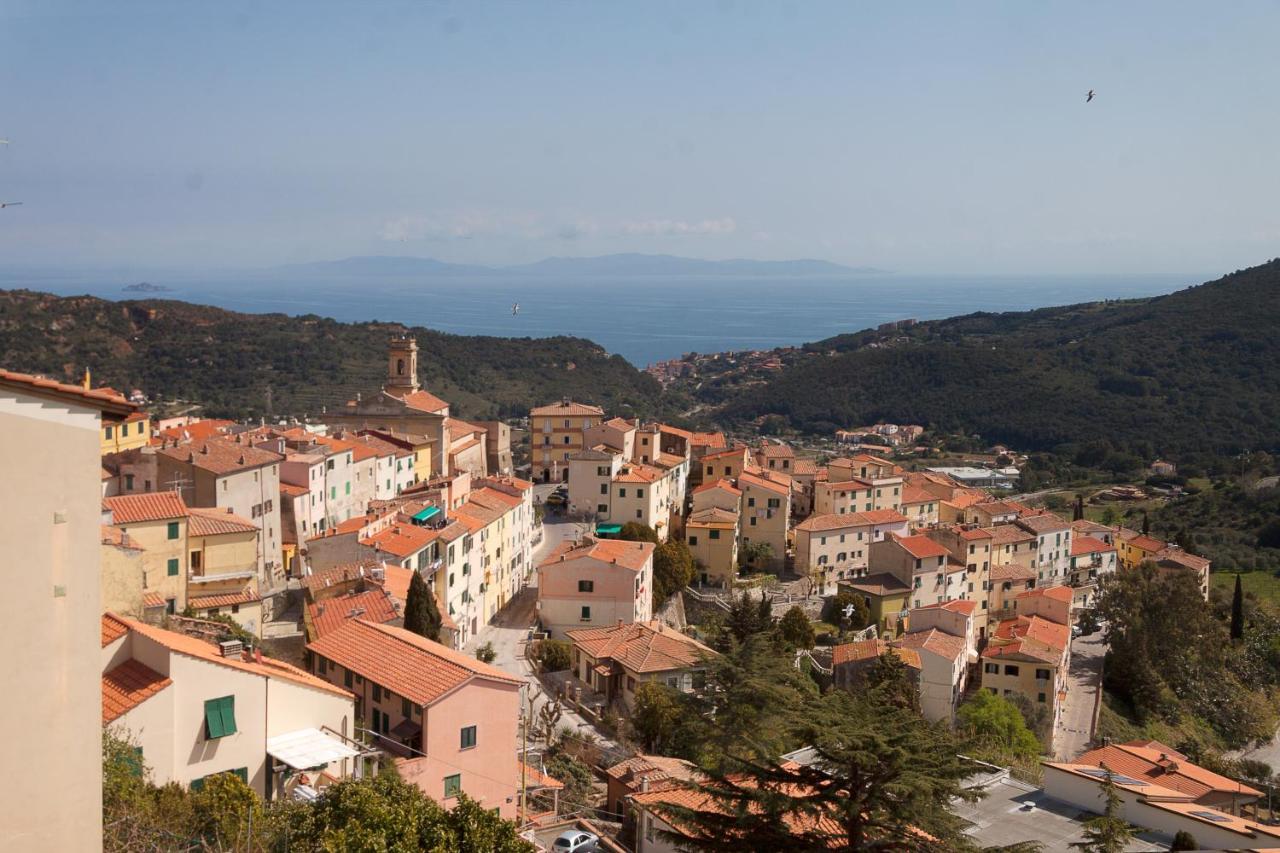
[186,507,264,635]
[981,586,1073,723]
[794,510,910,594]
[738,470,791,571]
[104,492,192,616]
[1,369,135,852]
[685,507,739,587]
[530,399,605,482]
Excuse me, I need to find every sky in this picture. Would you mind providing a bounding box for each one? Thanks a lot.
[1,1,1278,274]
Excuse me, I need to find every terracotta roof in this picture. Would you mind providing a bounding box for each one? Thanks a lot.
[1070,536,1113,557]
[187,506,258,537]
[1159,550,1211,572]
[832,639,921,670]
[791,459,819,476]
[900,486,936,505]
[154,419,234,443]
[101,526,145,551]
[541,538,655,572]
[300,561,380,593]
[308,589,399,638]
[102,659,172,724]
[307,620,520,706]
[895,627,966,662]
[689,432,727,450]
[0,369,134,416]
[915,599,976,616]
[347,432,414,459]
[102,613,130,646]
[987,524,1036,545]
[567,621,716,674]
[693,479,741,496]
[1017,585,1074,604]
[756,441,795,458]
[944,492,989,510]
[700,445,749,462]
[1074,742,1263,800]
[687,507,738,528]
[892,533,950,560]
[1015,512,1070,534]
[862,509,909,525]
[280,482,310,498]
[156,437,283,475]
[104,492,189,524]
[530,401,604,416]
[955,526,994,541]
[109,613,352,698]
[840,573,912,597]
[141,591,166,609]
[606,754,701,791]
[362,524,440,558]
[188,589,261,610]
[520,760,566,791]
[1071,518,1112,536]
[989,562,1036,581]
[985,614,1069,660]
[1042,762,1190,800]
[658,424,693,440]
[381,387,450,414]
[738,470,789,496]
[614,463,664,484]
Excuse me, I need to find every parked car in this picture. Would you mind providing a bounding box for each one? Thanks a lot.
[545,493,567,507]
[552,829,599,852]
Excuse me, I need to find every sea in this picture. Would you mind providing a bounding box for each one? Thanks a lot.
[3,270,1203,367]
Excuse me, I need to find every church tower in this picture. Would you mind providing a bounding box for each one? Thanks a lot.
[386,335,419,394]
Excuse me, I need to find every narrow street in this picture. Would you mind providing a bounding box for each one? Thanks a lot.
[1054,628,1106,760]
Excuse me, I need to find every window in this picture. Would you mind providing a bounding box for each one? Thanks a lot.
[709,529,720,540]
[167,521,180,540]
[165,597,176,615]
[636,510,642,519]
[330,486,336,500]
[190,550,202,571]
[747,497,756,508]
[984,663,998,674]
[636,488,644,498]
[345,482,351,495]
[749,516,756,526]
[373,685,382,703]
[627,676,637,691]
[460,725,477,749]
[618,488,627,498]
[580,606,591,621]
[105,426,113,439]
[204,696,236,739]
[597,504,608,514]
[1037,692,1047,703]
[600,483,608,495]
[124,473,135,490]
[1003,665,1020,676]
[578,580,594,592]
[1035,668,1051,681]
[167,557,179,576]
[688,535,698,546]
[444,774,462,798]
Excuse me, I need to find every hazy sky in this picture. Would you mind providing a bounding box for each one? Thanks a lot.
[1,1,1278,274]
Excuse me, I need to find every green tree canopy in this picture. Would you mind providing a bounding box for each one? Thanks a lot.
[778,606,816,650]
[619,522,660,543]
[956,691,1042,760]
[403,569,442,642]
[654,539,697,607]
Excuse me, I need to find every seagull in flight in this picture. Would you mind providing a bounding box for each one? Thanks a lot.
[0,201,22,209]
[511,303,520,316]
[1086,89,1096,103]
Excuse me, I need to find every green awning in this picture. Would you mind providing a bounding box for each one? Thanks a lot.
[412,506,440,523]
[595,523,622,535]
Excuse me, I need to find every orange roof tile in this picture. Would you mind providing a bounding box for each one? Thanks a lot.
[658,424,693,440]
[0,369,134,416]
[899,485,936,505]
[862,509,909,525]
[102,613,130,646]
[381,387,450,414]
[156,437,282,476]
[1017,585,1074,604]
[154,419,234,443]
[187,506,258,537]
[738,470,789,496]
[188,589,261,610]
[1074,743,1262,800]
[104,492,189,524]
[692,478,741,496]
[530,400,604,416]
[566,621,716,674]
[307,620,520,705]
[895,627,966,662]
[101,526,145,551]
[141,591,166,609]
[614,463,664,484]
[307,589,400,639]
[689,432,727,450]
[540,538,655,572]
[280,482,310,498]
[361,524,440,558]
[102,659,172,724]
[300,561,380,593]
[893,533,950,560]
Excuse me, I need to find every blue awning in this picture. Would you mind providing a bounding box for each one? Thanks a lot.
[412,506,441,522]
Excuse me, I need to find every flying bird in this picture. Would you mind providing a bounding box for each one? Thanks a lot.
[1086,89,1096,103]
[512,303,520,316]
[0,201,22,209]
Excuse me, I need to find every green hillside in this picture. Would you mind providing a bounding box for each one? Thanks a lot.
[704,259,1280,466]
[0,290,666,421]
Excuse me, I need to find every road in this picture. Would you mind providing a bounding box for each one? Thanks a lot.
[466,517,620,752]
[1054,628,1106,760]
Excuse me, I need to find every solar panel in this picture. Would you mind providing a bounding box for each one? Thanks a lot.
[1077,768,1147,786]
[1190,810,1232,823]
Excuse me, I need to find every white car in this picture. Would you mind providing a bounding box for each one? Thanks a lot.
[552,830,599,852]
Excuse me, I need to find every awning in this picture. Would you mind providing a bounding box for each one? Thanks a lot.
[595,523,622,535]
[267,728,360,770]
[411,506,440,523]
[390,718,422,741]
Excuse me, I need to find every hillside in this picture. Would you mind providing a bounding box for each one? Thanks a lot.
[695,259,1280,465]
[0,290,666,421]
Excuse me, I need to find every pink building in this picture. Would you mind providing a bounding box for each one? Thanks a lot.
[537,538,654,639]
[306,619,524,818]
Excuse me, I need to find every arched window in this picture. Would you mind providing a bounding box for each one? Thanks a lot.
[396,358,405,375]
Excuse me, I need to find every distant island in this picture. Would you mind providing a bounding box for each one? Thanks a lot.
[122,282,172,293]
[272,253,886,279]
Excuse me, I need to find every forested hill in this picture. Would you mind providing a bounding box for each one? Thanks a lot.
[704,259,1280,464]
[0,290,665,421]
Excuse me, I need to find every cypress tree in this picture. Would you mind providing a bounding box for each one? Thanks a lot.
[403,570,442,642]
[1231,573,1245,641]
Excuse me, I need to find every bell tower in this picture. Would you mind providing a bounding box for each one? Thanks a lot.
[387,335,419,393]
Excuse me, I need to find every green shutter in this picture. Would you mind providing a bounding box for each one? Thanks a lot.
[233,767,248,784]
[345,482,351,495]
[167,521,179,539]
[220,696,237,736]
[167,558,179,576]
[204,696,236,739]
[444,773,461,798]
[190,776,205,792]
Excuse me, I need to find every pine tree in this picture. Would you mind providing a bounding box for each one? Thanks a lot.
[1071,768,1135,853]
[1230,572,1245,641]
[403,570,442,642]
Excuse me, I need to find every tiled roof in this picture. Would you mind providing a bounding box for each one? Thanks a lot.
[862,509,908,525]
[1159,550,1211,572]
[307,620,520,706]
[757,441,795,458]
[1015,512,1070,534]
[104,492,189,524]
[987,524,1035,545]
[989,562,1036,581]
[0,369,134,415]
[956,525,994,541]
[141,591,166,609]
[832,639,921,669]
[791,459,819,476]
[102,659,172,724]
[520,760,566,790]
[1074,742,1263,800]
[991,614,1069,653]
[1071,518,1112,535]
[542,538,655,572]
[188,506,258,537]
[1043,762,1190,800]
[658,424,693,440]
[300,561,380,593]
[606,754,700,790]
[530,401,604,416]
[101,526,145,551]
[156,437,282,475]
[188,589,261,610]
[381,387,450,414]
[895,627,966,662]
[614,463,664,484]
[361,523,440,558]
[1070,535,1114,556]
[154,419,234,443]
[900,486,936,505]
[689,432,727,449]
[738,470,790,496]
[700,445,749,461]
[915,599,976,615]
[892,533,949,560]
[307,589,400,639]
[280,482,310,498]
[102,613,130,646]
[840,573,912,597]
[1017,585,1074,604]
[567,621,716,674]
[687,507,738,528]
[693,479,741,496]
[109,613,352,698]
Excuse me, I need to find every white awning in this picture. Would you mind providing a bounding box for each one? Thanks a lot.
[267,728,360,770]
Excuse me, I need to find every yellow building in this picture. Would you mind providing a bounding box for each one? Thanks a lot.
[186,507,264,636]
[837,576,912,635]
[686,507,739,587]
[101,526,147,618]
[101,410,151,455]
[530,399,604,482]
[103,492,191,615]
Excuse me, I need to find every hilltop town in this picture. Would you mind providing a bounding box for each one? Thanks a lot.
[10,325,1271,853]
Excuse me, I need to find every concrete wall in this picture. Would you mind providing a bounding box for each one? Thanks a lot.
[1,389,107,851]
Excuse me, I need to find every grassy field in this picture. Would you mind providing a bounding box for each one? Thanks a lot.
[1212,570,1280,608]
